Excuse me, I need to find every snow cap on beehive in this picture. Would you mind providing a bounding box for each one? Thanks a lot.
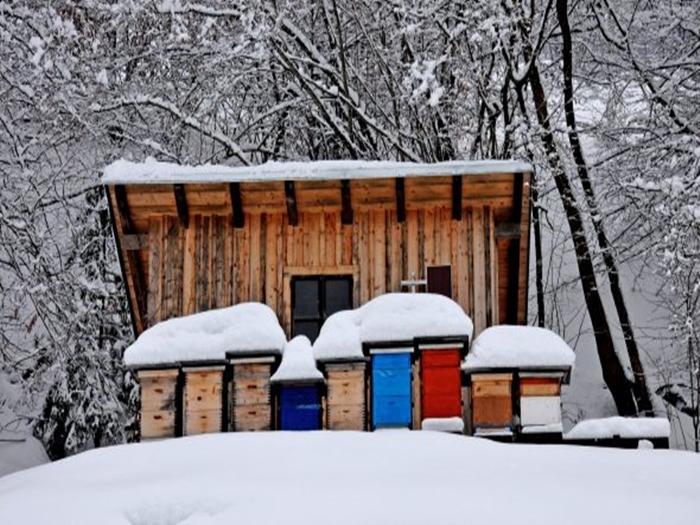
[313,293,474,362]
[123,303,286,367]
[271,336,324,383]
[462,325,575,372]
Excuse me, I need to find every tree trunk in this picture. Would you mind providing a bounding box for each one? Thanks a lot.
[527,63,638,416]
[556,0,651,414]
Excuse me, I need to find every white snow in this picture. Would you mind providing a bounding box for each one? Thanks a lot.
[520,423,564,435]
[565,417,671,440]
[102,158,533,185]
[421,417,464,433]
[270,336,324,383]
[313,293,473,361]
[462,325,575,372]
[123,303,286,367]
[0,431,697,525]
[0,439,49,478]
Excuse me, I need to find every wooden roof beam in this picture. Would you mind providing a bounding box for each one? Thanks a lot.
[114,184,133,234]
[395,178,406,223]
[341,179,353,225]
[451,175,462,220]
[228,182,245,228]
[173,184,189,228]
[284,180,298,226]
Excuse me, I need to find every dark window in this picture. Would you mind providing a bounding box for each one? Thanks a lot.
[292,275,352,342]
[427,265,452,298]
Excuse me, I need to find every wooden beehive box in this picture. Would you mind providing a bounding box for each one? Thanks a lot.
[137,368,180,440]
[470,372,514,433]
[324,361,367,431]
[416,338,469,428]
[182,365,225,436]
[519,373,563,432]
[228,356,276,432]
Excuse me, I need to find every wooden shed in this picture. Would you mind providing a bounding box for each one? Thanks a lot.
[103,159,533,343]
[461,326,575,441]
[271,336,325,431]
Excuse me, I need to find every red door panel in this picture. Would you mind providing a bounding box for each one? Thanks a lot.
[421,349,462,419]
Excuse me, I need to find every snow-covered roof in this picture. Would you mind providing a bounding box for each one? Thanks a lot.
[270,336,324,383]
[123,303,286,367]
[103,158,533,185]
[313,293,473,362]
[462,325,575,372]
[565,417,671,440]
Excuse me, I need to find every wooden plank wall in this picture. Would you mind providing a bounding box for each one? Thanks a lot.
[141,205,499,335]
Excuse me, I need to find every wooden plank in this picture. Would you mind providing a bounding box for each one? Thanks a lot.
[358,212,370,304]
[472,207,486,334]
[371,209,386,297]
[489,207,499,325]
[233,404,271,431]
[284,180,298,226]
[412,359,421,430]
[389,213,402,293]
[147,218,162,326]
[185,409,221,435]
[228,182,245,228]
[423,208,436,267]
[406,210,419,280]
[518,175,531,324]
[141,410,176,439]
[265,214,280,313]
[233,379,271,405]
[122,234,148,251]
[327,404,365,430]
[249,213,262,302]
[327,377,365,405]
[182,216,196,315]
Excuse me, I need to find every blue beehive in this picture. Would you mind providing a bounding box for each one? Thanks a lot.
[278,384,323,430]
[271,336,325,431]
[371,352,412,429]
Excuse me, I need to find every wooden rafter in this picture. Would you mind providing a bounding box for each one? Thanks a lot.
[451,175,462,220]
[284,180,298,226]
[395,178,406,223]
[173,184,189,228]
[340,179,353,225]
[228,182,244,228]
[108,185,146,334]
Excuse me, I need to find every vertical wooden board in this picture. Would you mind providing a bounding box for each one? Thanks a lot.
[195,216,210,312]
[439,208,452,265]
[324,212,337,267]
[466,210,475,315]
[265,214,280,313]
[389,212,402,293]
[489,208,499,325]
[234,221,249,304]
[183,216,197,315]
[249,213,262,302]
[358,212,370,304]
[223,217,234,306]
[406,210,419,280]
[423,208,436,267]
[472,207,486,334]
[318,211,327,265]
[276,215,285,320]
[518,178,531,324]
[412,360,421,430]
[450,217,460,302]
[147,217,162,327]
[371,209,386,298]
[341,223,353,266]
[213,216,226,308]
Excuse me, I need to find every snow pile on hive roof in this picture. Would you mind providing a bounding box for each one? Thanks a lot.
[103,158,533,185]
[462,325,575,372]
[313,293,473,361]
[271,336,324,383]
[123,303,286,367]
[565,417,670,440]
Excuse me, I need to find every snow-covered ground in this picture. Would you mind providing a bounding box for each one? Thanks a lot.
[0,431,697,525]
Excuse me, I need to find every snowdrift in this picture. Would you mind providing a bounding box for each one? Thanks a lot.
[0,431,697,524]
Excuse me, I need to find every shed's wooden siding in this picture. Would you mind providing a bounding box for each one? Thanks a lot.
[133,207,499,334]
[108,172,530,336]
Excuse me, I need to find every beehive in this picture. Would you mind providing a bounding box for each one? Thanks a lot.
[519,373,563,431]
[370,350,413,430]
[325,361,367,430]
[137,368,180,440]
[182,365,225,436]
[229,357,275,432]
[470,372,514,432]
[418,341,466,423]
